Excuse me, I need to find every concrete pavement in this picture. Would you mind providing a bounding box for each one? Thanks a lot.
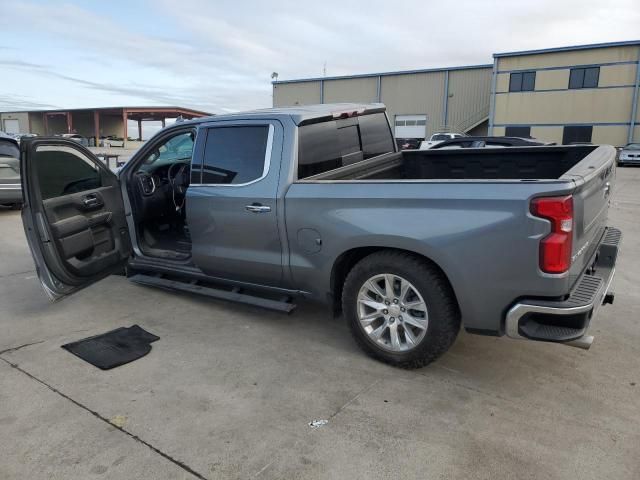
[1,169,639,479]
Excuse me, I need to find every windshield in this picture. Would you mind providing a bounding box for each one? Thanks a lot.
[141,131,195,169]
[625,143,640,150]
[430,134,450,141]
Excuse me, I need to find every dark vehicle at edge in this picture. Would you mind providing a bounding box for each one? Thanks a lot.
[0,132,22,208]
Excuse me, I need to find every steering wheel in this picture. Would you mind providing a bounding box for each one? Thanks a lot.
[167,162,189,213]
[167,162,189,196]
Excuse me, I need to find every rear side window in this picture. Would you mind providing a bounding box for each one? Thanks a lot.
[199,126,270,185]
[359,113,395,159]
[297,113,394,179]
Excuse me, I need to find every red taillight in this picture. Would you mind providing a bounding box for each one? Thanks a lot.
[530,195,574,274]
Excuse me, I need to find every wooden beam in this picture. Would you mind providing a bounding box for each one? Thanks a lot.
[43,113,48,135]
[66,111,73,134]
[122,109,128,147]
[94,110,100,147]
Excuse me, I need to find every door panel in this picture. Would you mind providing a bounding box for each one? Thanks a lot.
[21,138,131,300]
[187,121,284,287]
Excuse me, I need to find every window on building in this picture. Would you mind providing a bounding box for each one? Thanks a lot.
[569,67,600,89]
[562,125,593,144]
[199,126,270,184]
[509,71,536,92]
[505,126,531,138]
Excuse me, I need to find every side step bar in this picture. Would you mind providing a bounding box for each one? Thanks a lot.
[128,273,297,313]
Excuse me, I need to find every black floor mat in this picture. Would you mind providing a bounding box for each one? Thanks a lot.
[61,325,159,370]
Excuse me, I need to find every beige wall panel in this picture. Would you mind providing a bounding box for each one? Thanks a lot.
[599,64,638,87]
[497,45,640,71]
[29,113,44,135]
[273,81,321,107]
[633,126,640,143]
[323,77,378,103]
[447,68,491,130]
[1,112,29,133]
[535,69,570,90]
[100,115,124,137]
[492,126,506,136]
[496,73,509,93]
[494,88,634,124]
[592,126,629,146]
[530,126,564,144]
[381,72,445,138]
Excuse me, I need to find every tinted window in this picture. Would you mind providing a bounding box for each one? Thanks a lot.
[569,67,599,89]
[34,145,104,200]
[298,121,342,178]
[521,72,536,91]
[298,113,394,178]
[200,126,269,185]
[562,126,593,144]
[338,125,361,156]
[509,71,535,92]
[583,67,599,88]
[505,126,531,138]
[509,72,522,92]
[359,113,394,159]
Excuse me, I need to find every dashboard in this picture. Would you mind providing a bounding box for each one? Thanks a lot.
[133,162,190,219]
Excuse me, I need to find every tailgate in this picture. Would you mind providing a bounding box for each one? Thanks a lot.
[565,145,616,285]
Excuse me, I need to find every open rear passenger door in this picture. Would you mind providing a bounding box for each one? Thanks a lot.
[20,138,132,300]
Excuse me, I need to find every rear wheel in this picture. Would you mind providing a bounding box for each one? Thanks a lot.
[342,251,460,369]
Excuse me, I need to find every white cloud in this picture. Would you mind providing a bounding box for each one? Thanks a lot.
[0,0,638,112]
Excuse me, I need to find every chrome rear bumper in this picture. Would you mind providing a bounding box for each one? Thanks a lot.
[505,227,621,349]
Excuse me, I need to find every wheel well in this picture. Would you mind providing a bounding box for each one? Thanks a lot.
[330,247,459,316]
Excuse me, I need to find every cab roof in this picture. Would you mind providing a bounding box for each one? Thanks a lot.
[187,103,387,127]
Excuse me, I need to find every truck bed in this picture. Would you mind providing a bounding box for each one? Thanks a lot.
[307,145,598,181]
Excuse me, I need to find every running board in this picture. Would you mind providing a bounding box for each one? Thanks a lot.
[128,273,297,313]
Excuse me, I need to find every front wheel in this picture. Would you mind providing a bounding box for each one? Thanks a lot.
[342,251,460,369]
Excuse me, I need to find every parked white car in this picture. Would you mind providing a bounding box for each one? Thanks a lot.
[618,143,640,166]
[419,132,465,150]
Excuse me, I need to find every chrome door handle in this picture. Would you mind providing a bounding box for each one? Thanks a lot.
[245,204,271,213]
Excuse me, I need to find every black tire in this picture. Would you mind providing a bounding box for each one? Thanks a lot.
[342,251,460,369]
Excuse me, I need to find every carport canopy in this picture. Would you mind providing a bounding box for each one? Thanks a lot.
[35,106,211,143]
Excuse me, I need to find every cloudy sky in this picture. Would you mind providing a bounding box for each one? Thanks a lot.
[1,0,638,115]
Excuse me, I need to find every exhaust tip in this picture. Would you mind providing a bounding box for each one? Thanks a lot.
[565,335,594,350]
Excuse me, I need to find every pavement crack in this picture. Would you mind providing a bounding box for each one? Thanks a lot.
[0,340,45,356]
[0,269,36,279]
[0,357,210,480]
[326,378,381,422]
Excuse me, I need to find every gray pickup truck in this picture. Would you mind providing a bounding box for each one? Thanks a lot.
[20,103,621,368]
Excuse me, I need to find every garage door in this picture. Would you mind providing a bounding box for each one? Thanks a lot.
[394,115,427,139]
[3,119,20,134]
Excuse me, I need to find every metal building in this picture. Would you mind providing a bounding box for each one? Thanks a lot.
[273,65,493,141]
[489,40,640,145]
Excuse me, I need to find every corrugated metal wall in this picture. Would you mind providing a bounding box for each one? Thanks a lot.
[273,81,322,106]
[447,68,492,131]
[380,72,446,138]
[323,77,378,103]
[273,66,492,139]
